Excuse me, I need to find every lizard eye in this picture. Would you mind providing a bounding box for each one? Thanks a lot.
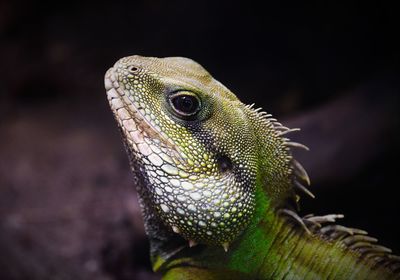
[129,65,139,73]
[169,92,201,117]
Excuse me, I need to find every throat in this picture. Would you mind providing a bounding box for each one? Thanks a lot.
[152,190,393,279]
[149,184,279,276]
[152,201,289,278]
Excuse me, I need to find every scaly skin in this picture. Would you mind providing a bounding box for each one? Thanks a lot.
[104,55,400,279]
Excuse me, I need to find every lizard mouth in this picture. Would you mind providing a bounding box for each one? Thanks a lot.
[105,68,147,153]
[105,66,178,154]
[105,66,146,139]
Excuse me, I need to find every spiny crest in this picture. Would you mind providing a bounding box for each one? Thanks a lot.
[245,103,314,202]
[249,104,400,273]
[279,210,400,274]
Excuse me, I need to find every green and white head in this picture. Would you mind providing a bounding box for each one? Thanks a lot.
[105,55,294,248]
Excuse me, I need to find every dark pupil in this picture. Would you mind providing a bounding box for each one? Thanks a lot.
[172,95,198,114]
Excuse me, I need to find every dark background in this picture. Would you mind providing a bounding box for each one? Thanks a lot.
[1,1,399,279]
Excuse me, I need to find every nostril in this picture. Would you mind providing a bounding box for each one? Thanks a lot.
[216,155,233,173]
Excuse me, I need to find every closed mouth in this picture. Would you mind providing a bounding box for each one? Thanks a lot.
[104,65,183,163]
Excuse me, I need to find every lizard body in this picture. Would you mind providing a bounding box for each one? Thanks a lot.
[104,55,400,279]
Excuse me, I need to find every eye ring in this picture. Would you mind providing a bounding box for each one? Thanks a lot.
[129,66,139,73]
[168,91,201,118]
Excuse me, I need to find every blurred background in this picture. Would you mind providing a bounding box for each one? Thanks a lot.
[0,1,399,279]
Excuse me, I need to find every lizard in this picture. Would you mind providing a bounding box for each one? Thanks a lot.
[104,55,400,279]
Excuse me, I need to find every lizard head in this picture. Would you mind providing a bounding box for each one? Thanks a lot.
[105,55,294,248]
